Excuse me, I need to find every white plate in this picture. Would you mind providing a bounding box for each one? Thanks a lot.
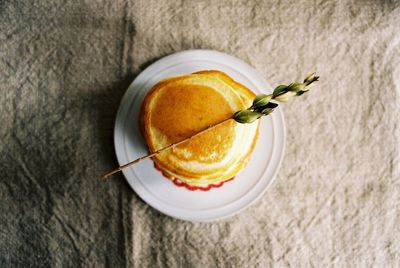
[114,50,286,222]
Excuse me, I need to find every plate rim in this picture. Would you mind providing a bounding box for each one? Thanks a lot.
[114,49,286,222]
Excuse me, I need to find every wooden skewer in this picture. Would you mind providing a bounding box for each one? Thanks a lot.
[102,117,233,180]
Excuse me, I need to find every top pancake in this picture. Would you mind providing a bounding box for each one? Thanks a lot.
[140,70,259,186]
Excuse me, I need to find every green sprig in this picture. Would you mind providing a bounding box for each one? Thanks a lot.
[234,73,319,124]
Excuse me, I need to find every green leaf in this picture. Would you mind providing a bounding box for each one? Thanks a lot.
[288,82,306,92]
[234,110,263,124]
[252,94,272,107]
[296,90,307,96]
[303,72,319,85]
[273,85,288,97]
[255,102,278,112]
[274,91,296,102]
[261,108,274,115]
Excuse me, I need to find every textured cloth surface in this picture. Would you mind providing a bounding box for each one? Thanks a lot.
[1,0,400,267]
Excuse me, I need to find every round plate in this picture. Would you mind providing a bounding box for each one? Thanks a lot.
[114,50,286,222]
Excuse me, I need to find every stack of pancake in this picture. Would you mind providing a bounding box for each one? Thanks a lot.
[140,70,259,190]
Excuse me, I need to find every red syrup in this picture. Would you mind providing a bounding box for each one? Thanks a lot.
[153,162,235,191]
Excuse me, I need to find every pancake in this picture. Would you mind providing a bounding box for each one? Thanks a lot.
[139,70,259,187]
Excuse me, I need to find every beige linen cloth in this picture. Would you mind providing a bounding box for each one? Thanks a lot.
[1,0,399,267]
